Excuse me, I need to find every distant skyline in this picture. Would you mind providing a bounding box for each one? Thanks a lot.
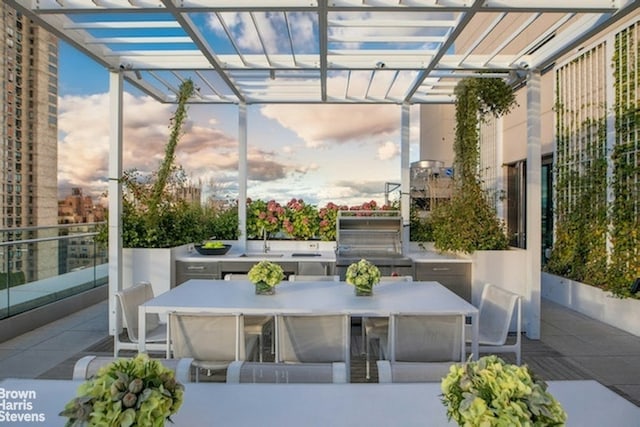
[57,39,422,208]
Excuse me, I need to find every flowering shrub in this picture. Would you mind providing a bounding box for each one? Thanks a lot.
[283,198,320,240]
[346,259,381,294]
[246,199,285,238]
[441,355,567,426]
[318,202,347,241]
[248,260,285,287]
[60,354,184,426]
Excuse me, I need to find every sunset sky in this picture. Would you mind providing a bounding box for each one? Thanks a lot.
[56,14,423,208]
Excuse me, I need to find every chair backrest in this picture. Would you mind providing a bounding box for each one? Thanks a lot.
[288,275,340,282]
[115,281,159,342]
[224,274,249,280]
[226,361,347,383]
[380,276,413,282]
[73,355,193,384]
[276,314,350,364]
[390,314,464,363]
[477,284,520,345]
[168,312,245,362]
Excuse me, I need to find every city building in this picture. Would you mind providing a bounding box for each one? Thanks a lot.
[58,187,105,225]
[1,3,59,282]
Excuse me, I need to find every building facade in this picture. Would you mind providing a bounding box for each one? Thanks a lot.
[1,3,58,282]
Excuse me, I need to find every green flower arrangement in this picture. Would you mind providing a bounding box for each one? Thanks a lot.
[345,259,381,296]
[248,260,284,294]
[60,354,184,427]
[441,355,567,427]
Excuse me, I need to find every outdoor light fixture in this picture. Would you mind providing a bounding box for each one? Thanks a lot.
[376,61,386,69]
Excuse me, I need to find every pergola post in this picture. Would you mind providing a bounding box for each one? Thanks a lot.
[401,103,411,253]
[238,103,248,251]
[108,71,124,335]
[525,70,542,339]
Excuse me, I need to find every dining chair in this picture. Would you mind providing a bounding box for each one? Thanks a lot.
[73,355,193,384]
[362,275,413,380]
[226,361,348,383]
[224,273,272,361]
[466,283,522,364]
[288,275,340,282]
[377,313,465,383]
[114,281,166,356]
[167,312,258,382]
[275,314,351,377]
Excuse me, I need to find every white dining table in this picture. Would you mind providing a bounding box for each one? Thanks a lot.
[138,279,480,357]
[1,378,638,427]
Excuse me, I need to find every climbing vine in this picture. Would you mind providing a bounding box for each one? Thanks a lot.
[430,77,516,253]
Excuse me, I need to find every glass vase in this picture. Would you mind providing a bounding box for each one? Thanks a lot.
[355,287,373,296]
[255,281,275,295]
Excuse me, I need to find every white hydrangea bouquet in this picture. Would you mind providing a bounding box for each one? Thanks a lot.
[248,260,284,295]
[60,354,184,427]
[345,258,381,296]
[441,355,567,426]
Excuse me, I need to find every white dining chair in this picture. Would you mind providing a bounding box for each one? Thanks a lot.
[466,283,522,364]
[275,313,351,378]
[167,312,258,382]
[377,313,465,383]
[362,275,413,379]
[114,281,166,356]
[226,361,348,383]
[224,273,272,361]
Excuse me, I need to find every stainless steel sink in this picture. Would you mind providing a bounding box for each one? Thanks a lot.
[239,253,285,258]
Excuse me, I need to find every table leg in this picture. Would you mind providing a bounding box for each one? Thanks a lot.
[138,306,146,353]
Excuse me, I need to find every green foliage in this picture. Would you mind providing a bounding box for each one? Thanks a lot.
[0,271,26,289]
[431,182,509,253]
[60,354,184,427]
[248,260,284,287]
[441,355,567,426]
[409,206,434,242]
[283,198,320,240]
[431,77,515,253]
[547,32,640,298]
[345,259,381,294]
[246,199,286,239]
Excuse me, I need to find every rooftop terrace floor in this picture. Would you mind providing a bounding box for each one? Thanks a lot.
[1,298,638,407]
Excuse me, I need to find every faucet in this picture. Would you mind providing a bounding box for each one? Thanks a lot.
[262,227,270,253]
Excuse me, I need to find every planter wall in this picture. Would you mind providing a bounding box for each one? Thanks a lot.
[468,248,529,333]
[542,272,640,337]
[122,246,187,296]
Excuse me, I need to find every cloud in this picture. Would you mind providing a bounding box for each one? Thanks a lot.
[260,103,399,145]
[377,140,400,160]
[57,92,297,201]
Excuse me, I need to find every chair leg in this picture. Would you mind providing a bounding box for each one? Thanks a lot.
[365,335,371,380]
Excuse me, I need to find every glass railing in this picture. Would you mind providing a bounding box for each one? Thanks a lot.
[0,223,108,319]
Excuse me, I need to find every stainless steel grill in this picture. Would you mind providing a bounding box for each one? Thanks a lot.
[335,211,413,279]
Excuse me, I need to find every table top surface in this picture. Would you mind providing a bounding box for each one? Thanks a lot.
[142,279,478,316]
[1,379,638,427]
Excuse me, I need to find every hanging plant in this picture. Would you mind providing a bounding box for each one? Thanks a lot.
[431,77,516,253]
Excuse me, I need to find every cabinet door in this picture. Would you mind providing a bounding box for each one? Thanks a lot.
[176,261,220,285]
[414,263,471,301]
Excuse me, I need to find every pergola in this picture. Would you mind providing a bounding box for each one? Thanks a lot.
[9,0,638,338]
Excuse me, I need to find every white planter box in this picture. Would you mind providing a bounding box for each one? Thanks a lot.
[123,245,188,296]
[542,272,640,337]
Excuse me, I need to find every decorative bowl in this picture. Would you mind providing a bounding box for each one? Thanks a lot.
[194,244,232,256]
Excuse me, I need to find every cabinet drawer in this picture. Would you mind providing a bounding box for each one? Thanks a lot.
[415,263,469,277]
[177,261,219,275]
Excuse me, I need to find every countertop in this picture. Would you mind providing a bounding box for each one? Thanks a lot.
[177,246,470,263]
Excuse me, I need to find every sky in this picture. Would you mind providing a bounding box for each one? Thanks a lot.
[56,13,423,209]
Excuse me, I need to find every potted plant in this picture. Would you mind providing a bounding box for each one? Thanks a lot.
[441,355,567,426]
[345,259,381,296]
[248,261,284,295]
[60,354,184,426]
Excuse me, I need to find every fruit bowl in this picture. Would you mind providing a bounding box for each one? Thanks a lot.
[194,243,232,256]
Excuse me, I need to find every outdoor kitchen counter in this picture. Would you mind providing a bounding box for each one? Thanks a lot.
[176,249,337,262]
